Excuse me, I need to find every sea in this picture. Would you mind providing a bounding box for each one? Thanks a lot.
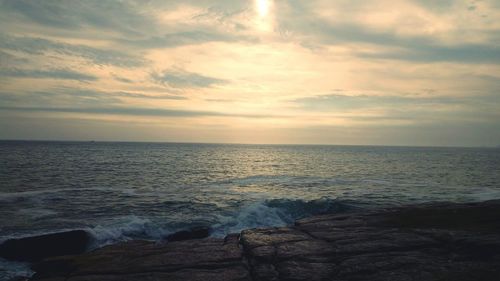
[1,141,499,278]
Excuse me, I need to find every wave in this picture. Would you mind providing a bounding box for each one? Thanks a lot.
[86,216,171,249]
[265,197,355,218]
[211,198,354,236]
[0,198,353,278]
[0,198,355,254]
[82,198,354,247]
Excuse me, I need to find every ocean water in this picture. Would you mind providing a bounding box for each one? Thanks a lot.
[0,141,499,278]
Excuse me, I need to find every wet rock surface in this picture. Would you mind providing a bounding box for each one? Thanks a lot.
[165,226,212,242]
[0,230,90,262]
[29,200,500,281]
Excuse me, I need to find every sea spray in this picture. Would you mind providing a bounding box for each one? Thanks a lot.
[211,198,353,237]
[86,215,171,249]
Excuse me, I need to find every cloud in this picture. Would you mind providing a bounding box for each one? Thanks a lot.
[0,0,155,36]
[0,68,98,81]
[0,89,119,109]
[121,31,255,49]
[275,1,500,64]
[45,88,188,101]
[293,93,462,109]
[0,105,277,119]
[0,0,498,145]
[110,91,187,100]
[0,89,187,110]
[306,22,499,63]
[151,69,227,88]
[357,42,500,64]
[0,34,146,67]
[0,50,28,65]
[413,0,456,11]
[0,0,253,45]
[291,92,500,125]
[112,75,134,84]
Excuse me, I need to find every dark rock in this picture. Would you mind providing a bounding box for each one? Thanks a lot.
[28,200,500,281]
[31,237,250,281]
[7,277,31,281]
[0,230,90,262]
[240,200,500,281]
[166,226,211,242]
[251,263,279,281]
[240,227,310,249]
[276,261,336,281]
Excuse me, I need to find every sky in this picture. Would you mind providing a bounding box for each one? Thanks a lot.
[0,0,499,146]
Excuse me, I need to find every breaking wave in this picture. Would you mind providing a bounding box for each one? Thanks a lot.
[211,198,354,236]
[84,198,354,247]
[86,216,171,249]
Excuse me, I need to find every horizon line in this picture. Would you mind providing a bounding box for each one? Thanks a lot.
[0,138,497,149]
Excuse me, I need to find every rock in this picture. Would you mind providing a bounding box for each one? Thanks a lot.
[27,200,500,281]
[240,200,500,281]
[166,226,211,242]
[31,237,250,281]
[0,230,90,262]
[276,261,336,281]
[7,277,31,281]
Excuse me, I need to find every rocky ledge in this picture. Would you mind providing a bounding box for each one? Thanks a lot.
[17,200,500,280]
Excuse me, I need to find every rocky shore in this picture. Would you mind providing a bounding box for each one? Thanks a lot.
[3,200,500,281]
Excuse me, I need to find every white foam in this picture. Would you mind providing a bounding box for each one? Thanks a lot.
[86,215,170,249]
[466,187,500,202]
[212,201,291,237]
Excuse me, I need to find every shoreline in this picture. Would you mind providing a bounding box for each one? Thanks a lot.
[2,199,500,281]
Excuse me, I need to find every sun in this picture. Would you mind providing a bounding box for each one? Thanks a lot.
[256,0,269,17]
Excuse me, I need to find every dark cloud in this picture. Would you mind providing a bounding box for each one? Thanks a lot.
[0,68,98,81]
[0,50,28,65]
[291,93,500,125]
[59,88,188,101]
[0,0,155,36]
[151,69,227,88]
[292,93,463,110]
[0,34,146,67]
[0,0,253,47]
[322,24,498,63]
[358,43,500,64]
[0,89,119,108]
[0,105,276,119]
[413,0,456,11]
[121,31,257,49]
[111,91,187,100]
[0,89,186,109]
[276,2,499,64]
[112,75,134,84]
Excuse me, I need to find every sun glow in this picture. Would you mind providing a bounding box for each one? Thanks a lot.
[255,0,274,32]
[256,0,269,17]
